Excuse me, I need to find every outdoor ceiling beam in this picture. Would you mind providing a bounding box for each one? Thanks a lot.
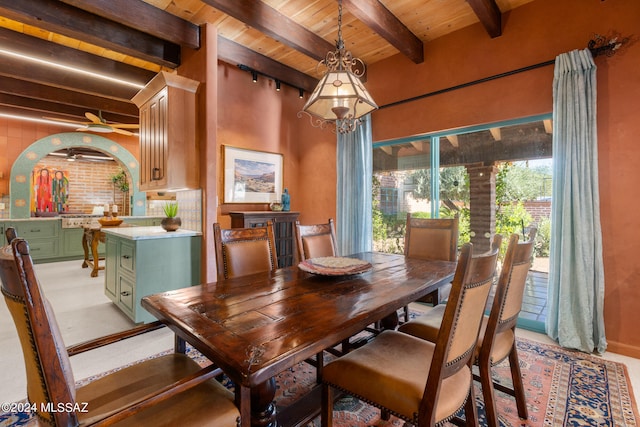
[60,0,200,49]
[217,37,319,93]
[202,0,335,62]
[0,0,181,68]
[343,0,423,64]
[466,0,502,38]
[0,76,139,117]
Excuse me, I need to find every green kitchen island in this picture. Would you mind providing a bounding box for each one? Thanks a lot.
[102,226,202,323]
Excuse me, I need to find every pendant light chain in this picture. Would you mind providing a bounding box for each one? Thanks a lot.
[337,0,344,50]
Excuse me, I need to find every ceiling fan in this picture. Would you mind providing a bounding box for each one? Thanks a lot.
[45,111,139,136]
[48,147,114,162]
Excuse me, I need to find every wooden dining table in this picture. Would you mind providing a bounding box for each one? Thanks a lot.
[141,252,457,427]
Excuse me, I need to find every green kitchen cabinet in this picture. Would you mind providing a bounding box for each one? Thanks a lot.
[61,227,87,257]
[103,227,201,323]
[1,219,60,260]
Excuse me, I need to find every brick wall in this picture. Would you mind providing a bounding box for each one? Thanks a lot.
[33,157,129,214]
[523,200,551,222]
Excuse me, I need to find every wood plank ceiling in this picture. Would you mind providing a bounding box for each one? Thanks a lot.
[0,0,533,127]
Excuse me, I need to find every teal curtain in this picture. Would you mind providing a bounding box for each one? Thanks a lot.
[336,116,373,255]
[547,49,606,354]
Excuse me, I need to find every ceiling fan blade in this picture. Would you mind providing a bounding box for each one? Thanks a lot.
[112,123,140,129]
[44,116,89,125]
[113,128,135,136]
[85,112,102,124]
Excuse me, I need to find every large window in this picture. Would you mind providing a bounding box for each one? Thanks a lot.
[372,115,552,256]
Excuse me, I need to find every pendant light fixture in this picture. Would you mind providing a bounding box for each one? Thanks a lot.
[300,0,377,134]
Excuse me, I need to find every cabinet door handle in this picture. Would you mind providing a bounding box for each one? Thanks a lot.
[30,229,41,233]
[152,167,162,181]
[120,291,131,297]
[122,255,131,259]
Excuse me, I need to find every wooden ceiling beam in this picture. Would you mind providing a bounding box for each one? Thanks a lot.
[0,27,156,87]
[0,0,181,68]
[59,0,200,49]
[217,37,319,93]
[466,0,502,38]
[0,76,139,117]
[0,54,140,102]
[343,0,423,64]
[0,93,137,124]
[202,0,335,62]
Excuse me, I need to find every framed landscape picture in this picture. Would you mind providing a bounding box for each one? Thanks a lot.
[223,146,283,203]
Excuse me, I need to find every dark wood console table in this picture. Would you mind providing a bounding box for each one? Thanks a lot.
[229,211,299,267]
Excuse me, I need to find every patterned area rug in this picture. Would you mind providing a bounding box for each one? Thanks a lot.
[1,337,637,427]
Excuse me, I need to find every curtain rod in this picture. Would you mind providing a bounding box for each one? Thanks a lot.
[378,59,556,110]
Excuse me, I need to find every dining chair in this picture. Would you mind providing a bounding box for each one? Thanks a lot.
[213,221,278,280]
[294,218,338,261]
[0,236,241,427]
[402,214,459,321]
[399,229,537,426]
[321,241,499,427]
[5,226,17,244]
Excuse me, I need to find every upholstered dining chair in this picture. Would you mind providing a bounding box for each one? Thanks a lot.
[399,229,537,426]
[321,241,500,427]
[0,236,241,427]
[213,222,278,280]
[402,214,459,321]
[294,218,338,261]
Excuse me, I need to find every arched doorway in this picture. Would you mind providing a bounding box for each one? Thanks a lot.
[9,132,145,218]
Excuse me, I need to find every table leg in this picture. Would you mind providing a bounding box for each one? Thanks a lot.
[90,235,100,277]
[380,311,399,330]
[251,377,277,427]
[81,230,89,268]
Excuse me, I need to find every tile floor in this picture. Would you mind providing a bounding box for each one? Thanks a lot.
[0,259,638,410]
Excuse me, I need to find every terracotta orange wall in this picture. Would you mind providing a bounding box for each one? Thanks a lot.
[214,61,336,228]
[366,0,640,357]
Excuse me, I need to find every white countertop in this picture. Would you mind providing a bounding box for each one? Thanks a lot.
[101,226,202,240]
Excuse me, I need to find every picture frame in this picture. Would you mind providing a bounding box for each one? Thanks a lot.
[223,145,283,203]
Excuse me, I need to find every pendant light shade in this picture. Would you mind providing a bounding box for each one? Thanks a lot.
[300,0,377,133]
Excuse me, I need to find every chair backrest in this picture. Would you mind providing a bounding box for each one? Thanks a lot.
[0,238,78,426]
[5,226,17,244]
[482,229,537,347]
[294,218,338,261]
[420,238,500,421]
[404,214,459,262]
[213,222,278,280]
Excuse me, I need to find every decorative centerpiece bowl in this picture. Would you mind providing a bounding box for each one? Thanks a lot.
[98,217,123,227]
